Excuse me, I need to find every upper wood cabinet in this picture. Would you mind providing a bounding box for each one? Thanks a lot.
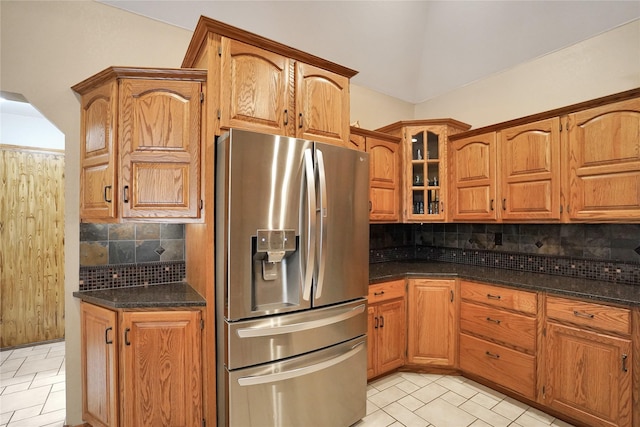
[566,97,640,221]
[449,88,640,223]
[499,118,561,221]
[184,17,357,147]
[449,132,498,221]
[73,67,207,223]
[450,118,561,222]
[376,120,471,222]
[350,127,402,222]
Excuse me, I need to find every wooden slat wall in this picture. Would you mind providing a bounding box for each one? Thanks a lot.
[1,145,65,348]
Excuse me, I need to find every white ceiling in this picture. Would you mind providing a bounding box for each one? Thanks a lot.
[102,1,640,104]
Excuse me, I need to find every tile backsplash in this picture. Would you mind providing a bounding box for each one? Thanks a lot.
[80,223,185,266]
[370,223,640,285]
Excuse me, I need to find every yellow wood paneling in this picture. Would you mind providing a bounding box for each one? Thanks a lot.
[0,145,65,347]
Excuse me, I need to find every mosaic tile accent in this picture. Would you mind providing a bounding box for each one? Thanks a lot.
[79,261,186,291]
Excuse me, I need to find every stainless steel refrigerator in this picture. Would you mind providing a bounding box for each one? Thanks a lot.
[215,129,370,426]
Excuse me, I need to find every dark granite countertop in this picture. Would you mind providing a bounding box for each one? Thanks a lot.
[73,282,206,309]
[370,261,640,307]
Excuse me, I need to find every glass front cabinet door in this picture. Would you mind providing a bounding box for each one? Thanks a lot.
[376,120,471,222]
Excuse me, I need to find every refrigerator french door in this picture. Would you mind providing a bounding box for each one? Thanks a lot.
[215,129,369,426]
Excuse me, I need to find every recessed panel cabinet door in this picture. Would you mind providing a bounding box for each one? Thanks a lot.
[121,310,202,427]
[567,98,640,221]
[119,78,202,219]
[220,38,291,135]
[500,117,561,221]
[80,81,118,221]
[449,132,497,221]
[545,322,632,427]
[81,302,118,427]
[295,62,349,146]
[368,137,400,222]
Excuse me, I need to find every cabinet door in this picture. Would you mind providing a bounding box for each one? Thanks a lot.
[79,81,118,222]
[499,118,561,221]
[81,302,118,427]
[407,279,457,366]
[367,305,376,379]
[545,322,632,427]
[405,126,448,222]
[119,79,202,219]
[567,98,640,221]
[376,299,406,374]
[121,310,202,427]
[367,137,400,222]
[449,132,498,221]
[295,62,349,146]
[220,38,291,136]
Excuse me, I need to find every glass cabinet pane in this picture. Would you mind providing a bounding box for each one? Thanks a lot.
[427,131,439,160]
[408,129,443,219]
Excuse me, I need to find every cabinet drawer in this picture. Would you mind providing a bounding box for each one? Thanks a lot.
[368,280,405,303]
[546,295,630,335]
[460,302,536,353]
[459,333,535,399]
[460,281,537,315]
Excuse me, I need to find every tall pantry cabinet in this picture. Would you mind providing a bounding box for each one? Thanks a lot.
[180,16,359,422]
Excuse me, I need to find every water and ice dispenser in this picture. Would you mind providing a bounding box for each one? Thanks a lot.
[251,229,299,311]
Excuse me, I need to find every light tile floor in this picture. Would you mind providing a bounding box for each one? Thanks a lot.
[0,342,574,427]
[358,372,575,427]
[0,341,66,427]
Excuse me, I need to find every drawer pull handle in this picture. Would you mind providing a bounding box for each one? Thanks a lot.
[622,354,628,372]
[573,310,594,319]
[379,315,384,328]
[486,317,501,324]
[485,351,500,359]
[374,316,379,329]
[373,291,385,296]
[105,326,113,344]
[124,328,131,346]
[487,294,501,300]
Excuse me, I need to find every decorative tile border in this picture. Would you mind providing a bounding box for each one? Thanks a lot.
[370,246,640,286]
[79,261,186,291]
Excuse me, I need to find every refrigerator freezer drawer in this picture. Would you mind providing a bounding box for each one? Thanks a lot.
[225,336,367,427]
[224,298,367,369]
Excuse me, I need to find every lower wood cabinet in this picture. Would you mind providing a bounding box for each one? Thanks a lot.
[543,295,633,427]
[81,302,202,427]
[459,281,538,399]
[367,280,406,379]
[407,278,457,367]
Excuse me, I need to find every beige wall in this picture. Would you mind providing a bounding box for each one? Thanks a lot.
[1,1,192,424]
[414,19,640,129]
[350,83,414,130]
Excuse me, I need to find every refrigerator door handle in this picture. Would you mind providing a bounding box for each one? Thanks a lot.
[302,148,316,301]
[237,341,365,386]
[315,149,328,299]
[236,303,365,338]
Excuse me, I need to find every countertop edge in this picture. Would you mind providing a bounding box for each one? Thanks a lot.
[73,282,206,309]
[369,262,640,307]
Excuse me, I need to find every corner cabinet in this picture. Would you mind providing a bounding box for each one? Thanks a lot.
[407,279,458,367]
[376,119,471,222]
[81,302,202,427]
[367,280,406,379]
[350,127,402,222]
[72,67,207,223]
[566,97,640,221]
[543,296,633,427]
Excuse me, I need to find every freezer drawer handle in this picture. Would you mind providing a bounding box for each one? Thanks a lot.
[237,341,365,386]
[236,304,366,338]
